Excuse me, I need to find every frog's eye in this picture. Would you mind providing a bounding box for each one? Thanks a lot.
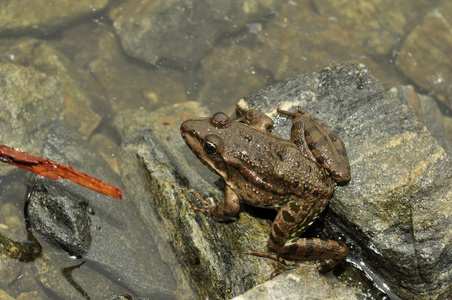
[203,134,223,155]
[203,141,217,154]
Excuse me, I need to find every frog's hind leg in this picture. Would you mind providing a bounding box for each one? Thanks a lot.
[276,237,349,273]
[247,199,349,273]
[277,108,317,162]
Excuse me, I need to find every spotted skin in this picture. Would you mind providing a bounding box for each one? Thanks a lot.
[180,107,350,275]
[277,107,351,183]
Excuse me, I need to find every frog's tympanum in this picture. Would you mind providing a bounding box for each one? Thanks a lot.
[180,106,351,273]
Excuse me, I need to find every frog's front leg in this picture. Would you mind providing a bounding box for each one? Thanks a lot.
[190,185,240,221]
[248,199,349,273]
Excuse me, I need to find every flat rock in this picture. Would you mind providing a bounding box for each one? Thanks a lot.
[396,1,452,108]
[0,0,109,36]
[109,0,279,67]
[0,62,63,175]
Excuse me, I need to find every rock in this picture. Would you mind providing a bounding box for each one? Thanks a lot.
[27,122,176,299]
[87,29,189,113]
[109,0,279,67]
[0,290,14,300]
[315,0,434,55]
[239,63,452,299]
[0,0,109,36]
[115,63,452,299]
[0,62,63,175]
[389,85,452,156]
[0,39,101,139]
[232,267,358,300]
[396,1,452,108]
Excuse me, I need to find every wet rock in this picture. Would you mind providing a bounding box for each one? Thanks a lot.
[27,122,176,299]
[0,290,14,300]
[87,29,189,113]
[0,0,109,36]
[109,0,279,67]
[233,267,357,300]
[389,85,452,156]
[0,62,63,176]
[0,39,101,139]
[396,2,452,108]
[0,254,22,289]
[239,63,452,299]
[197,2,386,109]
[315,0,434,55]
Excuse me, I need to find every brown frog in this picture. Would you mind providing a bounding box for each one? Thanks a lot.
[180,106,350,273]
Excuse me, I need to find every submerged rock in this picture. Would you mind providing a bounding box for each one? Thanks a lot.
[27,122,176,299]
[0,0,109,36]
[396,2,452,108]
[109,0,279,67]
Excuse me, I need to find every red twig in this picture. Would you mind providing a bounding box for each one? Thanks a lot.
[0,144,122,199]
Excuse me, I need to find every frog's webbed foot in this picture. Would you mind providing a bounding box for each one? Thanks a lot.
[189,189,215,216]
[244,250,299,267]
[245,250,302,278]
[245,247,344,274]
[189,187,240,222]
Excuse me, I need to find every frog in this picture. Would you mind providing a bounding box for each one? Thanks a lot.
[180,105,350,273]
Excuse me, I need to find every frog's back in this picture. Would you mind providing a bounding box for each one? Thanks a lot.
[221,124,334,207]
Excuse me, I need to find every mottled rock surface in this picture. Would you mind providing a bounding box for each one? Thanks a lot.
[0,0,109,36]
[0,63,63,168]
[233,267,358,300]
[0,39,101,139]
[396,1,452,108]
[315,0,434,55]
[109,0,279,67]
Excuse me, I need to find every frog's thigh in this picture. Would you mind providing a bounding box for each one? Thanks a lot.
[209,185,240,221]
[267,199,327,252]
[268,200,348,272]
[290,117,317,161]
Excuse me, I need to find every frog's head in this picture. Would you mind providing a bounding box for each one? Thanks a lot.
[180,112,232,179]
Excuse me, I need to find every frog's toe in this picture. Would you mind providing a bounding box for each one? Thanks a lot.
[189,189,215,206]
[244,250,298,267]
[190,204,214,216]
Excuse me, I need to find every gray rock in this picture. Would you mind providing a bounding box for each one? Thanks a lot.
[389,85,452,156]
[114,63,452,299]
[0,39,101,139]
[109,0,279,67]
[0,0,109,36]
[0,62,63,173]
[27,122,176,299]
[315,0,433,55]
[114,102,354,298]
[239,63,452,299]
[232,267,358,300]
[396,1,452,108]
